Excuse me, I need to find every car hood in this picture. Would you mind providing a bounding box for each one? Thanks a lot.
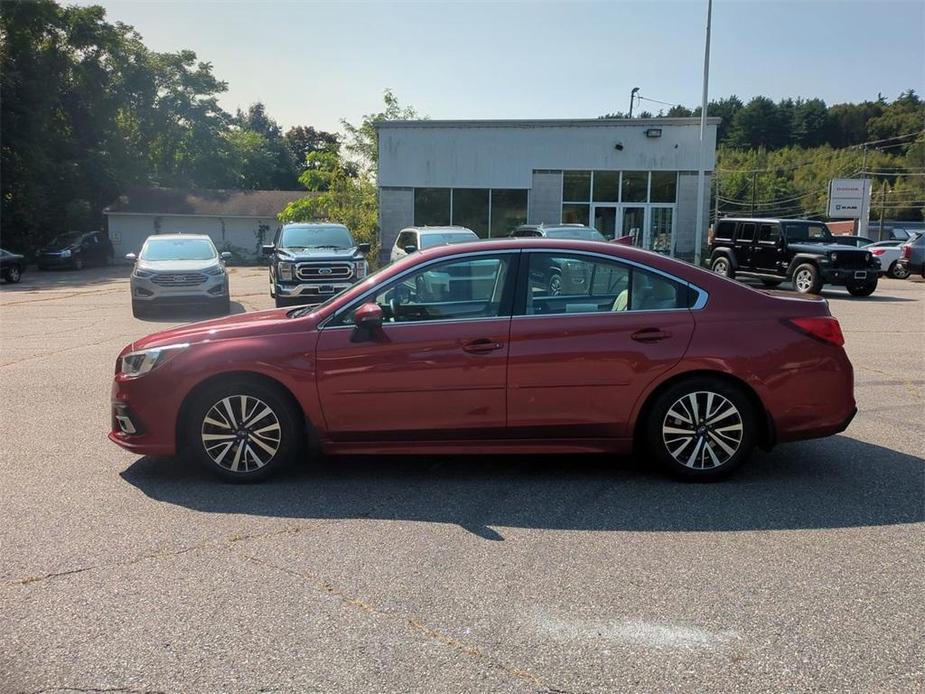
[124,308,314,354]
[136,258,221,272]
[789,242,867,255]
[276,247,359,260]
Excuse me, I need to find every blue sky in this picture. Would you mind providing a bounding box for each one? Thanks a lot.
[78,0,925,133]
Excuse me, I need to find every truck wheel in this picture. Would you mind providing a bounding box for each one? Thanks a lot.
[888,261,909,279]
[792,263,822,294]
[847,280,878,297]
[711,256,734,278]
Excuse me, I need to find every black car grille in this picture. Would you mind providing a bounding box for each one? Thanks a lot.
[296,262,353,281]
[835,253,869,269]
[150,273,207,287]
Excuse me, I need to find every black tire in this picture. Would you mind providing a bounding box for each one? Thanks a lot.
[73,256,84,271]
[215,295,231,315]
[644,377,757,481]
[888,261,909,280]
[4,265,22,283]
[711,256,734,278]
[184,378,302,482]
[547,271,562,296]
[760,279,782,287]
[792,263,822,294]
[847,280,878,297]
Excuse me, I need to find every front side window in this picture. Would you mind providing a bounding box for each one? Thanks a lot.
[280,225,352,249]
[523,252,691,315]
[336,254,513,325]
[758,224,780,243]
[141,238,217,261]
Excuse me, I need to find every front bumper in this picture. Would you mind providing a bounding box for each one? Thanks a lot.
[109,375,184,456]
[275,281,354,305]
[131,274,228,303]
[819,265,880,285]
[38,253,75,268]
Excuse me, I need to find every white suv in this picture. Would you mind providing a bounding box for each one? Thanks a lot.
[128,234,231,318]
[389,226,479,263]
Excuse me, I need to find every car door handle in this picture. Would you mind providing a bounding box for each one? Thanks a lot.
[631,328,672,343]
[462,338,504,353]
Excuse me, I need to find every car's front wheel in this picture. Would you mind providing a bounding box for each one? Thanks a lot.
[888,260,909,279]
[4,265,22,283]
[645,378,756,481]
[711,256,734,278]
[186,379,302,482]
[847,280,877,297]
[792,263,822,294]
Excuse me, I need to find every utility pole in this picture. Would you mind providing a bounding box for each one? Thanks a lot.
[629,87,640,118]
[751,171,757,216]
[693,0,713,266]
[858,145,870,236]
[878,180,887,240]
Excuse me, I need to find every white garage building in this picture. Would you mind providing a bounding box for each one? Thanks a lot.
[375,118,718,263]
[104,188,308,262]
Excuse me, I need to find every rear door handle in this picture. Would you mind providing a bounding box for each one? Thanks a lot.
[631,328,672,343]
[462,338,504,353]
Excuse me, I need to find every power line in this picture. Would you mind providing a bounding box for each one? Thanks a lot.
[635,95,683,109]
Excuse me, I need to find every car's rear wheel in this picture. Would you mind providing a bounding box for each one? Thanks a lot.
[186,380,302,482]
[645,378,756,481]
[792,263,822,294]
[711,256,734,278]
[888,260,909,279]
[847,280,877,297]
[4,265,22,283]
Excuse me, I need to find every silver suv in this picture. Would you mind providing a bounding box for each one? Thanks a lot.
[127,234,231,318]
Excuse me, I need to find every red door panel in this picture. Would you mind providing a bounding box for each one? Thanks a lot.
[507,311,694,437]
[316,318,510,440]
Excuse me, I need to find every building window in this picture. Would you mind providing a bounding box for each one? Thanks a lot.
[563,171,591,202]
[650,172,678,203]
[490,189,528,237]
[621,171,648,203]
[414,188,450,226]
[452,188,490,237]
[562,204,590,225]
[592,171,620,202]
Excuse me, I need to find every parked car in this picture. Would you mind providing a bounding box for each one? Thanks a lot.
[109,238,856,483]
[831,235,874,248]
[0,249,24,283]
[511,224,606,241]
[390,226,478,263]
[263,223,370,308]
[127,234,231,318]
[864,240,910,279]
[897,233,925,279]
[709,217,881,296]
[37,230,113,270]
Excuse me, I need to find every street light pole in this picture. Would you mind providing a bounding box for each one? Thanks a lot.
[629,87,640,118]
[693,0,713,266]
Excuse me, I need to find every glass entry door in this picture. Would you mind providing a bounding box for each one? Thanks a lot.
[649,207,674,254]
[592,205,617,239]
[620,206,647,248]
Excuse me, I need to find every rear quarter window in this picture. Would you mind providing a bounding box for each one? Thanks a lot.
[714,221,735,241]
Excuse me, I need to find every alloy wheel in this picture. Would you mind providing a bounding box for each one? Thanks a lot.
[8,266,21,282]
[795,269,813,292]
[713,259,728,275]
[548,273,561,296]
[662,391,744,469]
[200,395,281,472]
[892,263,909,279]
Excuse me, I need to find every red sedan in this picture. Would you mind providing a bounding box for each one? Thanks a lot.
[109,239,856,481]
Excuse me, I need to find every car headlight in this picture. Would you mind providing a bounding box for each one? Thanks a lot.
[133,268,154,278]
[120,343,189,378]
[278,262,293,281]
[61,249,72,258]
[204,264,225,276]
[354,260,368,279]
[829,252,838,262]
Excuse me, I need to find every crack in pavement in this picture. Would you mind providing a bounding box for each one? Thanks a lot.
[235,550,561,693]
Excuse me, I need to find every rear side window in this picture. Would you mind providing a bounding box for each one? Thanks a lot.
[758,224,780,243]
[714,221,735,240]
[737,223,756,242]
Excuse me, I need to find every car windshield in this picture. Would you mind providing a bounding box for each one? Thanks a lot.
[141,238,217,261]
[783,222,832,243]
[420,232,478,249]
[47,232,83,248]
[546,228,606,241]
[280,225,353,249]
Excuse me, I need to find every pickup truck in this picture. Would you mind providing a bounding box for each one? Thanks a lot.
[263,223,370,308]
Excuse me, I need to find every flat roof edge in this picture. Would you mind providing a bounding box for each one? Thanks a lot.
[374,117,721,129]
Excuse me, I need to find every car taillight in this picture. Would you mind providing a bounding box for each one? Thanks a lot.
[870,248,886,256]
[901,244,912,259]
[786,316,845,347]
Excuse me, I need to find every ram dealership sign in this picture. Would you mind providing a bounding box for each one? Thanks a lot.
[827,178,871,219]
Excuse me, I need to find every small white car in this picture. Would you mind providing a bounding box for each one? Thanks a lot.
[864,240,911,279]
[390,226,479,263]
[127,234,231,318]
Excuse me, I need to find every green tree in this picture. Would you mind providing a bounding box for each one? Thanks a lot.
[341,88,422,175]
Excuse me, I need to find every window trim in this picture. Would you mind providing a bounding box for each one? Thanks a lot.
[512,248,708,318]
[321,249,523,329]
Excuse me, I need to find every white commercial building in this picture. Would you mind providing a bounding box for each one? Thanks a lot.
[375,118,718,263]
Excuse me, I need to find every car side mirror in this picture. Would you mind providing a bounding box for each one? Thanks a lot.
[125,252,137,261]
[220,251,232,261]
[261,244,275,256]
[351,302,385,342]
[403,245,417,254]
[357,242,371,254]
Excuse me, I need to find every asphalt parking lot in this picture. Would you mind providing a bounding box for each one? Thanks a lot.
[1,264,922,693]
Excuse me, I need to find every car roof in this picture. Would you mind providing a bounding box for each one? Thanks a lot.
[406,226,476,234]
[145,234,213,241]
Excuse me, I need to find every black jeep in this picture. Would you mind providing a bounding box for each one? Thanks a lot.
[709,218,881,296]
[263,223,371,308]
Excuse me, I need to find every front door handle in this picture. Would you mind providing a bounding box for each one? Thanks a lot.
[462,338,504,353]
[631,328,672,343]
